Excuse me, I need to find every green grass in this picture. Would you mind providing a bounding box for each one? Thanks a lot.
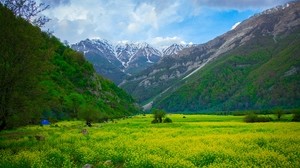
[1,115,300,167]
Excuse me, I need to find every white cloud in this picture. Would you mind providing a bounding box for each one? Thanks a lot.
[40,0,70,8]
[40,0,291,46]
[149,36,189,50]
[191,0,291,10]
[231,22,241,30]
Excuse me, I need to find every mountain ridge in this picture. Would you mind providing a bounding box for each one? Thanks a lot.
[120,0,300,112]
[71,39,191,83]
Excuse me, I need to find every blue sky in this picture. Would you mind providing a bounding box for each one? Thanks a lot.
[40,0,291,49]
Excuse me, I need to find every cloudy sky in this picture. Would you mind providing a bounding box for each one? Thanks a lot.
[40,0,291,48]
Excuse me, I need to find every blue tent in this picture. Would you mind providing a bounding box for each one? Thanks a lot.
[41,119,50,125]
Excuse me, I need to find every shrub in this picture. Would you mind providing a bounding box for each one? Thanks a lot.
[274,108,284,121]
[151,119,159,124]
[163,117,172,123]
[152,109,166,123]
[292,113,300,122]
[244,113,272,123]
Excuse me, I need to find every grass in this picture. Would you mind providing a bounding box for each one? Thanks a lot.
[1,114,300,167]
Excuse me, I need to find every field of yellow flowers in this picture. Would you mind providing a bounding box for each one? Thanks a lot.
[1,114,300,167]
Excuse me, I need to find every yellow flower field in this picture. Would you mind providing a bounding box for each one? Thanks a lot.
[1,114,300,167]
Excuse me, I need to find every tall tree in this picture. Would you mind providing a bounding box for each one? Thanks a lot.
[0,0,50,27]
[0,5,47,130]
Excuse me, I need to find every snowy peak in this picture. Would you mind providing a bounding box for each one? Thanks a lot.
[72,38,115,56]
[114,42,162,68]
[162,43,194,56]
[72,39,182,77]
[115,43,139,67]
[254,1,294,17]
[163,43,185,56]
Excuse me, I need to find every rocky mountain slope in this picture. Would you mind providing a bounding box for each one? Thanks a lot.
[71,40,190,84]
[162,44,193,56]
[115,42,162,74]
[120,1,300,112]
[72,40,177,83]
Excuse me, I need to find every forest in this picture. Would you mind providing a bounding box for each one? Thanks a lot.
[0,4,140,130]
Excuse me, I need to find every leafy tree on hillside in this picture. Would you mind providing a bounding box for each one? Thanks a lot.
[0,4,140,130]
[64,93,85,118]
[78,104,100,127]
[0,0,50,27]
[0,5,47,130]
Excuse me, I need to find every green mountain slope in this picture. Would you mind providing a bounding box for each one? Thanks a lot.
[154,32,300,112]
[0,5,139,130]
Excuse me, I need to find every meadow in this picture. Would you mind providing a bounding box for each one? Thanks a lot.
[1,114,300,168]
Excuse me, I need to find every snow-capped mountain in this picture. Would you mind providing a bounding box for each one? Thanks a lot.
[120,0,300,109]
[114,42,162,73]
[72,39,179,83]
[71,39,125,84]
[162,43,194,56]
[72,39,117,64]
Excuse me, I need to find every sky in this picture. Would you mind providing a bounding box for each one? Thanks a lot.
[39,0,291,49]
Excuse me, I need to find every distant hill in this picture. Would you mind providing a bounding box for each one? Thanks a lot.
[0,5,140,130]
[120,1,300,112]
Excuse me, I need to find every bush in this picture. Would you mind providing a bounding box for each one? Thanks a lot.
[292,113,300,122]
[152,109,166,123]
[274,108,284,121]
[163,117,172,123]
[244,113,272,123]
[151,119,159,124]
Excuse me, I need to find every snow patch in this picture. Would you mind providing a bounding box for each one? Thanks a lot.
[231,22,241,30]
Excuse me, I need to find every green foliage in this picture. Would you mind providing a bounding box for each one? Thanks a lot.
[78,104,100,122]
[151,119,159,124]
[1,115,300,167]
[244,113,272,123]
[163,117,172,123]
[274,108,285,121]
[0,5,140,130]
[0,4,46,129]
[152,109,166,123]
[292,112,300,122]
[154,31,300,112]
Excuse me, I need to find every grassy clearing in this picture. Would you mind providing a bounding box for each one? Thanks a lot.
[1,114,300,167]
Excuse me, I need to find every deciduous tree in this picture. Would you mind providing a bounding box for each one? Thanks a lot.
[0,0,50,27]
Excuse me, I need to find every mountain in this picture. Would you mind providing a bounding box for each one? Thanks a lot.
[120,1,300,112]
[71,39,126,84]
[162,43,193,56]
[115,42,162,74]
[0,5,140,130]
[72,40,164,83]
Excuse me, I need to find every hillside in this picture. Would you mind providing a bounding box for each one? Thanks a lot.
[155,32,300,112]
[120,1,300,112]
[0,5,139,130]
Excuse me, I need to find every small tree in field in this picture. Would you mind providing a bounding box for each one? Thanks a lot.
[78,105,100,127]
[152,109,166,123]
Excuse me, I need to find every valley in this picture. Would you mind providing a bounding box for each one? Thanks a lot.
[1,115,300,167]
[69,1,300,113]
[1,0,300,167]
